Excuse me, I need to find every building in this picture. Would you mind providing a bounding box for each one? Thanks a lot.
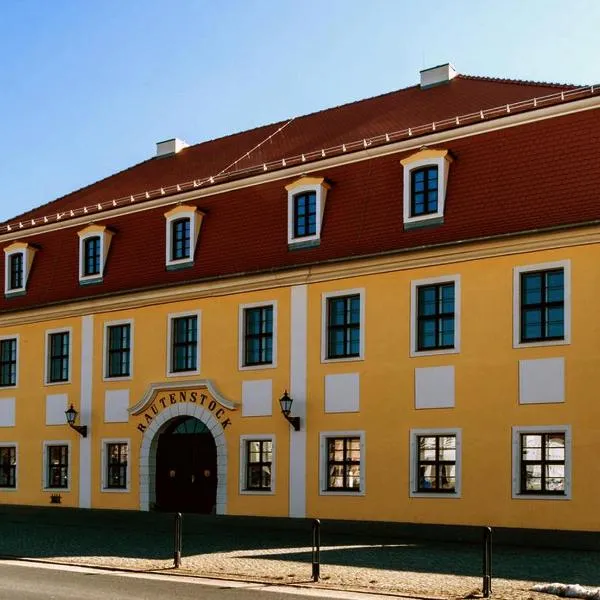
[0,64,599,532]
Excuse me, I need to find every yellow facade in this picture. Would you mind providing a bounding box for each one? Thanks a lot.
[1,230,599,530]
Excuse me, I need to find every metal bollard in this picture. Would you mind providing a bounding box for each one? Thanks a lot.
[482,526,492,597]
[312,519,321,582]
[174,512,183,568]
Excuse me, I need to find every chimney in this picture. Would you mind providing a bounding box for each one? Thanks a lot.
[419,63,458,89]
[156,138,189,157]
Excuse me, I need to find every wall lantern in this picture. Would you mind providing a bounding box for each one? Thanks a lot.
[278,391,300,431]
[65,404,88,438]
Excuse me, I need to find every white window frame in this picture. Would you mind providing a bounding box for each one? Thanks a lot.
[164,205,202,269]
[0,442,18,492]
[77,226,113,284]
[238,301,277,370]
[44,327,73,386]
[4,243,35,296]
[512,425,572,500]
[319,430,366,496]
[286,177,329,247]
[409,428,462,498]
[0,334,19,388]
[321,288,365,363]
[101,438,131,493]
[239,434,276,495]
[42,440,71,492]
[401,148,452,229]
[103,319,134,381]
[166,310,201,377]
[410,275,460,357]
[513,260,571,348]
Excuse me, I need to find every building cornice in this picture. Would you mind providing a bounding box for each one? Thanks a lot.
[2,222,599,327]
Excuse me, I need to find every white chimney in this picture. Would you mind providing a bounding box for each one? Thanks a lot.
[419,63,458,89]
[156,138,189,157]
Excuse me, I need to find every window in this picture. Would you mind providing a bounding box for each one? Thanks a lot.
[46,444,69,489]
[105,323,132,378]
[8,253,23,291]
[0,337,17,387]
[171,218,191,261]
[245,439,272,491]
[46,330,70,384]
[325,436,361,492]
[401,149,452,229]
[293,192,317,238]
[417,282,455,350]
[411,166,438,217]
[243,306,273,366]
[416,435,456,492]
[323,291,364,361]
[512,426,571,499]
[168,313,200,374]
[164,205,204,268]
[78,225,113,283]
[286,177,330,247]
[105,442,128,490]
[4,243,35,295]
[410,429,461,497]
[514,261,570,348]
[0,446,16,489]
[521,270,564,342]
[83,236,101,276]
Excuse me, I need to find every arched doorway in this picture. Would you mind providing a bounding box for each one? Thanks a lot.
[155,417,217,514]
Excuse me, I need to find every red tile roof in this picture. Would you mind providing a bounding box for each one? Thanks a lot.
[1,74,599,312]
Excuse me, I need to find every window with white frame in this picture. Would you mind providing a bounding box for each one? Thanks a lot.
[401,148,452,229]
[164,205,204,269]
[411,275,460,356]
[240,435,275,494]
[43,442,70,490]
[0,336,18,387]
[4,242,35,296]
[319,431,365,495]
[78,225,113,284]
[45,329,71,384]
[286,176,330,247]
[512,425,571,499]
[513,260,570,348]
[102,440,129,491]
[167,312,201,375]
[239,302,277,369]
[409,429,461,497]
[322,289,365,362]
[104,321,132,379]
[0,444,17,489]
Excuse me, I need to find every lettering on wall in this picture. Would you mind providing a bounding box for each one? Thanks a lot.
[135,389,233,433]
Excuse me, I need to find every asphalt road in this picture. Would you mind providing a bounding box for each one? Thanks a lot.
[0,560,396,600]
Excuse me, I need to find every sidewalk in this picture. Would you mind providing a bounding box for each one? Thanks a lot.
[0,505,598,599]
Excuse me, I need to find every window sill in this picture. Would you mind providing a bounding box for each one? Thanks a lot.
[319,489,365,497]
[404,215,444,230]
[288,238,321,251]
[103,375,133,382]
[321,355,364,364]
[101,487,130,494]
[240,489,275,496]
[512,493,570,501]
[0,383,17,388]
[44,487,70,493]
[166,369,201,378]
[410,347,459,358]
[79,276,103,286]
[238,362,276,372]
[4,289,26,298]
[166,260,194,271]
[0,487,18,492]
[410,491,461,499]
[44,380,72,387]
[513,338,569,349]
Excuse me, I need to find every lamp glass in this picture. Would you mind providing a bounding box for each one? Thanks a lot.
[279,392,293,415]
[65,404,77,426]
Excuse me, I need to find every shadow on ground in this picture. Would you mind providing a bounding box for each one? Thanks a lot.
[0,505,599,586]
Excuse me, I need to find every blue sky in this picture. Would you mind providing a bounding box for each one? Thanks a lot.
[0,0,598,223]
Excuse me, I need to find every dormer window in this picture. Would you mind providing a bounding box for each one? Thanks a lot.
[286,176,330,248]
[78,225,113,284]
[171,218,191,261]
[164,205,204,269]
[401,149,452,229]
[4,242,36,296]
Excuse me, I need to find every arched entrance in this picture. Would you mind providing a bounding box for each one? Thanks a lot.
[156,417,217,513]
[138,398,230,514]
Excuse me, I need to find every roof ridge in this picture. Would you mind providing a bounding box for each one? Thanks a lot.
[457,73,578,89]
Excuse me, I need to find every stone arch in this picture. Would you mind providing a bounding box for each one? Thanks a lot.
[139,403,228,513]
